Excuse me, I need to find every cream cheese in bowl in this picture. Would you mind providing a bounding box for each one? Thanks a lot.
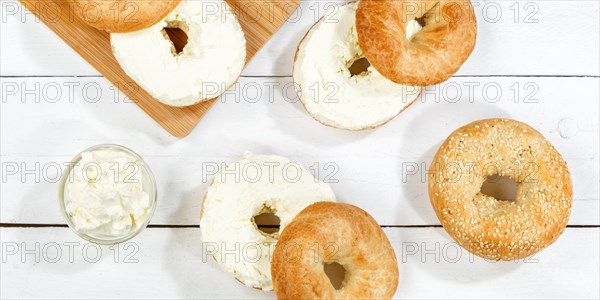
[59,144,157,244]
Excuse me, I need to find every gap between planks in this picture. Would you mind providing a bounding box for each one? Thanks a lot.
[1,75,599,79]
[1,223,599,228]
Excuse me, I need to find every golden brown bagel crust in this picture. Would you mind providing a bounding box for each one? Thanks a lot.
[428,119,573,261]
[71,0,181,33]
[272,202,399,299]
[356,0,477,86]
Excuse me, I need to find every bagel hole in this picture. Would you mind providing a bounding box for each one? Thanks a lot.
[253,206,280,235]
[324,262,346,290]
[162,22,188,55]
[480,176,518,201]
[348,57,371,77]
[406,19,425,41]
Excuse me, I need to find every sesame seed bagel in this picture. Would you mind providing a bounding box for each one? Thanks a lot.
[71,0,181,33]
[428,119,573,261]
[272,202,399,299]
[356,0,477,86]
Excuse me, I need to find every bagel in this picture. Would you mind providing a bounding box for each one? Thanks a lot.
[111,0,246,107]
[71,0,181,33]
[356,0,477,86]
[200,152,336,290]
[428,119,573,261]
[272,202,399,299]
[293,2,422,130]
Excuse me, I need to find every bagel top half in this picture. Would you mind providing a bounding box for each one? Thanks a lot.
[72,0,181,33]
[356,0,477,86]
[272,202,399,299]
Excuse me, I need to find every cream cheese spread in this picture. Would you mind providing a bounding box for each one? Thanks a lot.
[65,148,151,238]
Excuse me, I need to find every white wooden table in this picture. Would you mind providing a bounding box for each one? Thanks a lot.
[1,0,599,298]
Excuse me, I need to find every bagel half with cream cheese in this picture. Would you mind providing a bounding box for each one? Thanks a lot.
[293,2,422,130]
[200,152,336,290]
[111,0,246,107]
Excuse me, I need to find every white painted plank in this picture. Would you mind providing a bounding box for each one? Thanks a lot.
[1,0,599,77]
[1,76,598,225]
[1,227,598,299]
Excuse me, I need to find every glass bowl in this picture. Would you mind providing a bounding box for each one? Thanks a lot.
[58,144,157,245]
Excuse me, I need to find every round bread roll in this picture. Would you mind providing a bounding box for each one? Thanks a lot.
[111,0,246,107]
[293,2,422,130]
[200,152,336,290]
[72,0,181,33]
[272,202,399,299]
[428,119,573,261]
[356,0,477,86]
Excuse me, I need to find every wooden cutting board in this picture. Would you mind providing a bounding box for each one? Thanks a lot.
[19,0,301,137]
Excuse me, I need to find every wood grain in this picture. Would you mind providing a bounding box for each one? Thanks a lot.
[17,0,301,137]
[1,76,598,226]
[1,227,598,299]
[5,1,599,77]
